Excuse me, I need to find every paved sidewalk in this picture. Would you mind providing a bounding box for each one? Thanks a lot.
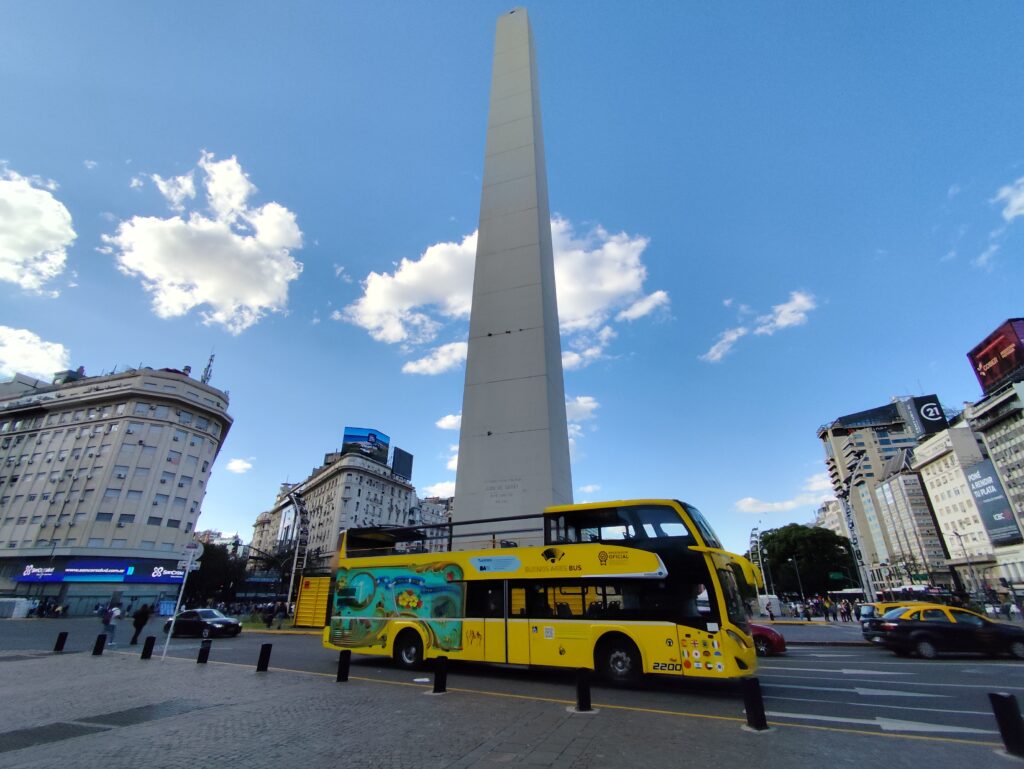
[0,649,999,769]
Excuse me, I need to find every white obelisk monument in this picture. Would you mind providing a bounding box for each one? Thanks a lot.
[453,8,573,546]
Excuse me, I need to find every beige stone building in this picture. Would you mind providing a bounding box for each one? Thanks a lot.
[0,365,231,613]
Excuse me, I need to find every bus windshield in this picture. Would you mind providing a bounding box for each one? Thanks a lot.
[547,503,695,545]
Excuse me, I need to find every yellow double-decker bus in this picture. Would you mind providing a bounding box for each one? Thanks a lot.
[323,499,761,682]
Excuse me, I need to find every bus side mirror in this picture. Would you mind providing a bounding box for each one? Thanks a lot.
[736,556,764,590]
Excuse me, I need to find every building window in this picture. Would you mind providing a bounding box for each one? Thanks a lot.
[147,516,162,526]
[88,537,104,546]
[140,540,156,549]
[166,519,181,529]
[111,538,127,548]
[118,514,135,524]
[96,513,113,522]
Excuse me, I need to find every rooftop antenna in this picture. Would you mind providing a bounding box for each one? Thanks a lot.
[201,353,215,385]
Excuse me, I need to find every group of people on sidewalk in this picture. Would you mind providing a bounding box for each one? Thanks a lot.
[763,597,860,622]
[96,602,153,646]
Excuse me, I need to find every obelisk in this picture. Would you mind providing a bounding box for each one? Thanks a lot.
[453,8,573,546]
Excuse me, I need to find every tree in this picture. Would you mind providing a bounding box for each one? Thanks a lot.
[758,524,854,597]
[182,544,249,606]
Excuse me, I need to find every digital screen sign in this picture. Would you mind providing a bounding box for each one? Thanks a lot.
[966,460,1023,547]
[341,426,390,465]
[967,319,1024,395]
[392,447,414,480]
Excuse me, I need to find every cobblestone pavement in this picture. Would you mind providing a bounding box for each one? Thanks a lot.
[0,648,1002,769]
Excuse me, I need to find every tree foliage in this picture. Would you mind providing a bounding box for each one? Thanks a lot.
[182,544,250,605]
[755,524,857,597]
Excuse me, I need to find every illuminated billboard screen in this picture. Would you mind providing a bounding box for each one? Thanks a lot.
[16,560,186,584]
[966,459,1023,546]
[967,319,1024,395]
[341,426,390,465]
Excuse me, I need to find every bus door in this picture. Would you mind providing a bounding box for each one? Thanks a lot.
[468,581,512,663]
[522,583,590,668]
[506,584,530,664]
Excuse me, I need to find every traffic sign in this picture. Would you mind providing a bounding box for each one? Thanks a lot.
[181,541,204,561]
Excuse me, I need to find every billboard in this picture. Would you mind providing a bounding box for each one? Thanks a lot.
[966,459,1023,547]
[16,560,186,584]
[967,319,1024,395]
[904,395,947,437]
[392,447,414,480]
[341,426,390,465]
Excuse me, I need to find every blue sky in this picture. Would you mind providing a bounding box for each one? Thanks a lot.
[2,2,1023,555]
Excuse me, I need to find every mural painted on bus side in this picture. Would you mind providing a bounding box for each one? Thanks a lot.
[330,562,464,652]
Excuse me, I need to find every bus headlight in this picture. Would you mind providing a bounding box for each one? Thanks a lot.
[726,629,751,649]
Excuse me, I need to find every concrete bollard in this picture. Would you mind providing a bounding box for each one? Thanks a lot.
[141,636,156,660]
[336,650,351,682]
[197,639,212,664]
[432,655,448,694]
[92,634,107,656]
[742,677,769,731]
[54,631,68,653]
[256,643,272,672]
[575,668,593,712]
[989,692,1024,757]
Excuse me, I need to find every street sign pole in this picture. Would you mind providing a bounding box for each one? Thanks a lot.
[161,543,201,660]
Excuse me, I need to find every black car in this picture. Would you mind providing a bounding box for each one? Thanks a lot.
[880,604,1024,659]
[163,609,242,638]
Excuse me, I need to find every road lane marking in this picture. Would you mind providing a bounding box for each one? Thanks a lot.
[759,671,1024,690]
[765,694,992,716]
[763,666,907,675]
[765,683,942,698]
[766,710,997,735]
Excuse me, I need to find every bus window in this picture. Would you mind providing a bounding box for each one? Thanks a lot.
[466,581,504,619]
[716,567,749,631]
[682,503,722,548]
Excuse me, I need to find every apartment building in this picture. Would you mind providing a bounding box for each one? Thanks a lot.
[0,365,231,614]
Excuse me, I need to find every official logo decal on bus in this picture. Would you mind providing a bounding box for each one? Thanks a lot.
[541,548,565,563]
[598,550,609,566]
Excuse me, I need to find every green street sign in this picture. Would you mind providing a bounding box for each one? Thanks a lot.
[828,571,844,580]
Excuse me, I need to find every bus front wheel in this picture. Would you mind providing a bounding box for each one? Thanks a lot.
[393,630,424,670]
[596,635,641,684]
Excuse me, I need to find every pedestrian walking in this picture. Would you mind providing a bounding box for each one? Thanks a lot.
[102,602,122,646]
[766,602,775,621]
[130,604,152,645]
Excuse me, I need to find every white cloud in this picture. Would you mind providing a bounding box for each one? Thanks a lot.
[973,242,1000,270]
[436,413,462,430]
[579,484,601,494]
[446,447,459,472]
[734,473,834,514]
[0,166,76,293]
[83,160,98,170]
[401,342,468,375]
[699,326,748,363]
[565,395,599,422]
[151,171,196,212]
[340,216,666,372]
[103,151,303,334]
[753,291,816,336]
[333,264,353,283]
[615,290,670,322]
[994,176,1024,222]
[225,458,253,474]
[562,326,616,371]
[700,291,816,362]
[422,481,455,497]
[0,326,70,380]
[129,176,145,190]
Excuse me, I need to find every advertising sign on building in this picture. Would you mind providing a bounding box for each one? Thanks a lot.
[341,426,390,465]
[907,395,947,437]
[391,447,414,480]
[967,319,1024,395]
[966,459,1023,546]
[16,560,187,584]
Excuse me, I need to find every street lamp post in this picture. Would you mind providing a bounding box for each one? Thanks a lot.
[788,557,806,605]
[950,529,980,599]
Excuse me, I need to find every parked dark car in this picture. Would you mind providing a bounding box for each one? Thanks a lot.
[750,623,786,656]
[163,609,242,638]
[880,605,1024,659]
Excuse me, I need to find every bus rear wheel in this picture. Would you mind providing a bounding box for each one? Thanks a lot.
[596,636,641,684]
[393,630,424,670]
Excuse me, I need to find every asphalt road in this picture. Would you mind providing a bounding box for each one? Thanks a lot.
[4,617,1017,749]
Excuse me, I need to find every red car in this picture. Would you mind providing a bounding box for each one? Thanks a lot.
[750,623,786,656]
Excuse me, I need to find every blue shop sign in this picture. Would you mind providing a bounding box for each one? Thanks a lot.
[17,560,186,584]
